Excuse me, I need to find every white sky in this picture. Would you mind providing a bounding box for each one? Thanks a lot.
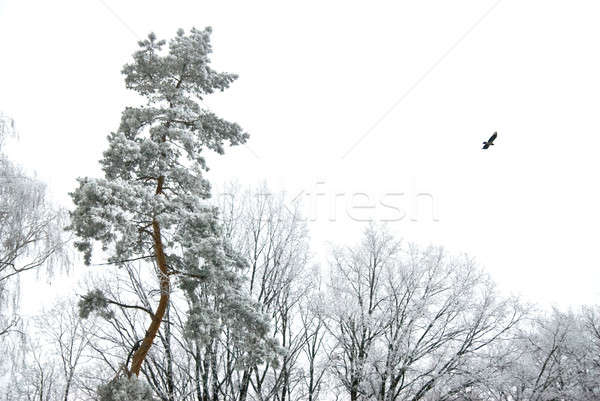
[1,0,600,309]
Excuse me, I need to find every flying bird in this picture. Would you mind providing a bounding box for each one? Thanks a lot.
[482,132,497,149]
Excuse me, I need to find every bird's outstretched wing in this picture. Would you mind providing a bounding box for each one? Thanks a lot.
[482,132,497,149]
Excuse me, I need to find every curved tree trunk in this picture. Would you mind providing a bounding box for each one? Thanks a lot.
[129,175,170,377]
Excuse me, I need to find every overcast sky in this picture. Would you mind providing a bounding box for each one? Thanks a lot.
[1,0,600,309]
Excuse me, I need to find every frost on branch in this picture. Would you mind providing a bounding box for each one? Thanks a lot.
[97,376,155,401]
[67,27,249,268]
[78,289,114,319]
[67,26,278,380]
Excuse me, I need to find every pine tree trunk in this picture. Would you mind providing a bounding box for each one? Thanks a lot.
[129,174,171,376]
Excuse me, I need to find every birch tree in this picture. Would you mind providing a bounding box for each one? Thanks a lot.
[0,114,66,339]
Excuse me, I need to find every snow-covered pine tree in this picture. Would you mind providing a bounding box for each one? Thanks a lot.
[68,27,273,378]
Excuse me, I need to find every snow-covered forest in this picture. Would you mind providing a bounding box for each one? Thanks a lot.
[2,6,600,401]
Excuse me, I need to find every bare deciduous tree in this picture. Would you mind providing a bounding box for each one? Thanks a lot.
[323,225,524,401]
[3,297,97,401]
[219,184,311,401]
